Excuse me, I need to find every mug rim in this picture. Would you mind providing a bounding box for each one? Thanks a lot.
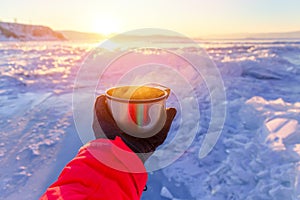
[105,85,168,103]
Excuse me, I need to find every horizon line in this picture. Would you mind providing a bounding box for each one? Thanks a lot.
[1,20,300,39]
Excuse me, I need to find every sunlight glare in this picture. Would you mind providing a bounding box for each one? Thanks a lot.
[93,18,120,36]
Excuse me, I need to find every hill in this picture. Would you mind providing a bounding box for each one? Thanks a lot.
[0,22,66,41]
[59,30,106,41]
[204,31,300,40]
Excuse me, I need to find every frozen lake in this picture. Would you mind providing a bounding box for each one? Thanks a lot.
[0,39,300,199]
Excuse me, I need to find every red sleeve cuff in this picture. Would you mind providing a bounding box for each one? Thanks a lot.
[85,137,148,195]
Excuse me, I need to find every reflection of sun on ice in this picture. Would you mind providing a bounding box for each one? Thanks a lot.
[93,18,120,36]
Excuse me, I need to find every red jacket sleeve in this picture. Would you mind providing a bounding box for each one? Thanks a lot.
[40,137,148,200]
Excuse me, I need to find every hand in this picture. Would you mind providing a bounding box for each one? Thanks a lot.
[92,95,177,162]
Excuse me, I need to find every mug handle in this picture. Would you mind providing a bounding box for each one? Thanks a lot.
[144,83,171,98]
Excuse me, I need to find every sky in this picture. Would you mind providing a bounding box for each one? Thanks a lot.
[1,0,300,37]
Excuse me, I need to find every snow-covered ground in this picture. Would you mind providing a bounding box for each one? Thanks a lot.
[0,39,300,199]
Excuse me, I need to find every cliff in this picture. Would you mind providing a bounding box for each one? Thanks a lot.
[0,22,66,41]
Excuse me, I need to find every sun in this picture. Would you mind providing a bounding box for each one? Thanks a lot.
[93,18,120,36]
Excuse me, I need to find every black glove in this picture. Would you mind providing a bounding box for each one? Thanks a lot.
[92,95,177,162]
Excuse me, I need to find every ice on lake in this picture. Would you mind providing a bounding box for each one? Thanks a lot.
[0,39,300,199]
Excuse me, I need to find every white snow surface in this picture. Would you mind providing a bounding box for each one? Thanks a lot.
[0,39,300,199]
